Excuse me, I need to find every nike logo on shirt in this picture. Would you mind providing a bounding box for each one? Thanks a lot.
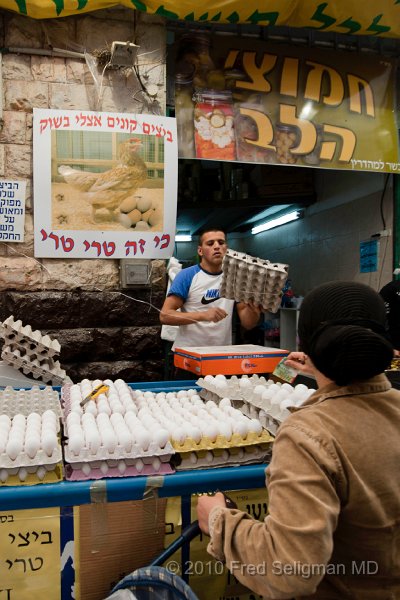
[201,289,220,305]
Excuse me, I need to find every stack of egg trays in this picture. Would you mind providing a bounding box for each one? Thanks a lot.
[0,386,63,485]
[220,249,289,312]
[0,315,69,386]
[61,385,176,481]
[170,404,273,471]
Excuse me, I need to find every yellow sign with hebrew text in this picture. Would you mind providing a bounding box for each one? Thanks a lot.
[0,1,399,39]
[173,35,399,173]
[0,508,61,600]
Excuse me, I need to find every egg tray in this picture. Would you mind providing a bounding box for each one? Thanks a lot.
[220,249,289,312]
[173,442,273,471]
[197,374,270,402]
[0,397,62,421]
[1,346,69,386]
[65,458,175,481]
[199,389,283,436]
[170,429,273,453]
[1,315,61,357]
[0,463,63,486]
[63,438,175,464]
[0,444,62,469]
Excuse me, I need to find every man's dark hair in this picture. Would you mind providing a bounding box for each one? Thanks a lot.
[197,227,227,245]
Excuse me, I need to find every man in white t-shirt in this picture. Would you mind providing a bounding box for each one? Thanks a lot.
[159,229,262,355]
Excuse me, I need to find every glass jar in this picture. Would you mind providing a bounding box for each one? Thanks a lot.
[274,124,299,165]
[175,67,195,158]
[177,33,215,89]
[224,68,248,102]
[193,89,236,160]
[302,124,323,166]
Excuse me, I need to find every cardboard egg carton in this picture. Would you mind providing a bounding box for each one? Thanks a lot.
[220,249,289,311]
[1,315,61,356]
[63,437,174,464]
[0,386,62,419]
[0,463,63,486]
[0,444,62,470]
[65,456,174,481]
[0,315,70,386]
[170,429,273,452]
[173,442,272,471]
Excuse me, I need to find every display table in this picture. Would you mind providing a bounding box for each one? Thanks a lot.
[0,464,267,510]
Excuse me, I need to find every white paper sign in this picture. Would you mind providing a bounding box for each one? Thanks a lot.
[0,180,26,243]
[33,108,178,259]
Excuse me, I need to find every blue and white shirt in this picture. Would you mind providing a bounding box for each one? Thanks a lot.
[168,264,235,350]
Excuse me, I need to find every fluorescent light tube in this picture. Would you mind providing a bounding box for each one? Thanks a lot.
[251,210,300,235]
[175,234,192,242]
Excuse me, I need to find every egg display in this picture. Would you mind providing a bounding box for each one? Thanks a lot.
[0,386,63,485]
[61,378,273,479]
[198,373,316,435]
[220,248,289,312]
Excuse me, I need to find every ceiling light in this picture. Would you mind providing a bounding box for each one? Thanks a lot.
[251,210,301,235]
[175,233,192,242]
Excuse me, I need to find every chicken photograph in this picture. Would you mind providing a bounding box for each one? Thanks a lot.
[51,132,164,231]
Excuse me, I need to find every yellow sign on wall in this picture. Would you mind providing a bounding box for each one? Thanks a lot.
[0,508,61,600]
[173,35,399,173]
[0,1,399,39]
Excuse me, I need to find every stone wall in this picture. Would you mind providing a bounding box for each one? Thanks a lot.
[0,8,168,383]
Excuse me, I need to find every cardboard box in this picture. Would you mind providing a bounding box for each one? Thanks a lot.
[78,497,167,600]
[174,344,288,376]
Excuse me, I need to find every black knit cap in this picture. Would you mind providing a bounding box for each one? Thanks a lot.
[298,281,393,385]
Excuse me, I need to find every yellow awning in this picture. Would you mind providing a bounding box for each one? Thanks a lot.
[1,0,399,39]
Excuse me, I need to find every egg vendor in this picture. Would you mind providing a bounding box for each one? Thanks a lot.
[197,281,400,599]
[159,227,262,378]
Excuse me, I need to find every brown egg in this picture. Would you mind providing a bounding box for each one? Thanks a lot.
[136,197,152,213]
[141,208,155,222]
[119,196,138,213]
[127,208,142,224]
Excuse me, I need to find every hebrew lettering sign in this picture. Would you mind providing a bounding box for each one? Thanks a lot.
[173,36,399,173]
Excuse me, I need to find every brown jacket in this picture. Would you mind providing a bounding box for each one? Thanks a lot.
[208,374,400,599]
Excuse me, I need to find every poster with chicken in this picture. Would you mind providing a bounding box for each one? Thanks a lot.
[33,108,177,259]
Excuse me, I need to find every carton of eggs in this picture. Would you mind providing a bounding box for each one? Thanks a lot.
[0,407,62,485]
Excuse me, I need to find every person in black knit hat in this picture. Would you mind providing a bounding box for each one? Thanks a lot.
[197,281,400,600]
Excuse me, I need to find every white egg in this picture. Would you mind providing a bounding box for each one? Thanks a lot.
[247,419,263,435]
[18,467,28,482]
[6,438,22,460]
[87,430,101,455]
[219,398,232,408]
[35,466,46,480]
[205,451,214,463]
[172,427,186,445]
[232,420,248,438]
[217,421,232,440]
[135,430,151,451]
[281,383,294,393]
[68,434,84,456]
[188,426,201,444]
[82,463,91,476]
[295,383,309,393]
[118,429,133,453]
[153,428,169,449]
[41,432,58,457]
[152,457,161,471]
[201,423,218,442]
[189,452,198,464]
[0,468,8,482]
[100,430,117,453]
[117,461,127,474]
[136,459,144,473]
[204,375,214,384]
[24,436,40,459]
[280,398,295,411]
[84,402,98,416]
[100,462,109,475]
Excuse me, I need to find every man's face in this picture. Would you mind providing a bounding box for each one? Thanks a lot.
[198,231,227,268]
